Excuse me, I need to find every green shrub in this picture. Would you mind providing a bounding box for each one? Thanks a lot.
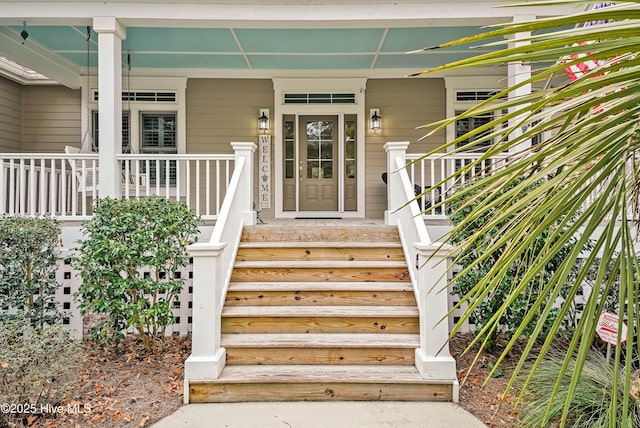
[0,216,62,328]
[519,349,640,427]
[73,197,200,353]
[450,177,588,347]
[0,319,83,427]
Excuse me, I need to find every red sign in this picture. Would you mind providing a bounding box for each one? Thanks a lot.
[596,312,628,345]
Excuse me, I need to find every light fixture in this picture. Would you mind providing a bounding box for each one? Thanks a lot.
[370,108,381,131]
[258,108,269,133]
[20,21,29,44]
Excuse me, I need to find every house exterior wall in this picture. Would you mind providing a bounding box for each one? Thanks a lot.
[21,85,81,153]
[364,78,446,219]
[0,77,23,152]
[186,78,275,218]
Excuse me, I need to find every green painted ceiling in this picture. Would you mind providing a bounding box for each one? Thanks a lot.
[10,25,497,71]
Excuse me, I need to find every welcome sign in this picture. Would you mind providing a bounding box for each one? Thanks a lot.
[259,134,271,209]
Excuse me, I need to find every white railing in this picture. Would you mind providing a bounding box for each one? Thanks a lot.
[184,142,256,402]
[118,154,234,220]
[385,142,458,400]
[0,153,96,219]
[0,153,234,220]
[405,152,510,217]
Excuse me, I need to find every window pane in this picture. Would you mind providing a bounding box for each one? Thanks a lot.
[320,141,332,160]
[455,111,493,151]
[284,118,295,180]
[285,160,294,179]
[92,111,130,152]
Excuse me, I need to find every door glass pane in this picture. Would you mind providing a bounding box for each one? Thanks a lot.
[306,120,333,180]
[345,118,356,178]
[284,119,295,179]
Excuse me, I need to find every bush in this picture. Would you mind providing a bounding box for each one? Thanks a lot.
[0,319,83,428]
[0,216,63,328]
[73,197,200,353]
[520,349,640,427]
[450,177,587,347]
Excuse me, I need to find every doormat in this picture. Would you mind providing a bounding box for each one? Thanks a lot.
[295,217,342,220]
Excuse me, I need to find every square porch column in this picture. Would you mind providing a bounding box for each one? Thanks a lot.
[93,17,125,199]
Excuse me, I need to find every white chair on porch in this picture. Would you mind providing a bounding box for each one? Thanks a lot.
[64,145,98,195]
[64,145,147,196]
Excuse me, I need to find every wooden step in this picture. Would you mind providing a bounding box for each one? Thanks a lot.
[223,333,418,365]
[226,282,416,306]
[231,261,410,283]
[236,242,404,262]
[188,365,452,402]
[241,225,401,242]
[221,306,419,334]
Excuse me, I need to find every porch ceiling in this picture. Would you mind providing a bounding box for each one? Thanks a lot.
[0,1,582,87]
[4,24,497,74]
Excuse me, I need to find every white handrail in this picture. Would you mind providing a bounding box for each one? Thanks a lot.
[385,142,458,395]
[184,142,255,395]
[392,155,431,304]
[209,155,246,305]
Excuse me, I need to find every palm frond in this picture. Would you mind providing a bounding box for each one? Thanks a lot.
[413,1,640,426]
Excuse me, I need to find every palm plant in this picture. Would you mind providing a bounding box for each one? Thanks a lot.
[411,1,640,426]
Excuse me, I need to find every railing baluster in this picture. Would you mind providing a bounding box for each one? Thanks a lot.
[80,160,87,217]
[185,160,191,209]
[175,159,181,202]
[195,161,201,217]
[0,159,5,215]
[216,160,221,215]
[19,159,26,214]
[39,158,46,215]
[123,159,130,198]
[205,160,211,218]
[49,159,57,215]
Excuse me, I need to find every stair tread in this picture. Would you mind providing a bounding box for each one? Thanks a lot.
[227,282,413,292]
[221,333,419,348]
[239,241,402,248]
[207,365,435,384]
[222,305,419,317]
[233,260,408,268]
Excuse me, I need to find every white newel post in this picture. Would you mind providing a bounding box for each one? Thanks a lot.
[93,17,124,199]
[414,242,459,402]
[232,142,257,227]
[384,142,410,226]
[183,243,227,403]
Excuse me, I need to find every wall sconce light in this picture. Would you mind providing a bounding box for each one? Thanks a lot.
[20,21,29,44]
[370,108,381,131]
[258,109,269,133]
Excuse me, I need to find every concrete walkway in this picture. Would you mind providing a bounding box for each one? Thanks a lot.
[152,402,487,428]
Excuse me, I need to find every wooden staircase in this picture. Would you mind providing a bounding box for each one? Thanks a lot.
[188,225,454,402]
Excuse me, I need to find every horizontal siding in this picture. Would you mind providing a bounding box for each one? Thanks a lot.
[364,78,446,219]
[186,78,274,217]
[22,85,81,153]
[0,77,22,152]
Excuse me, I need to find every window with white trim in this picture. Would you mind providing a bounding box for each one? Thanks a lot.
[140,113,177,185]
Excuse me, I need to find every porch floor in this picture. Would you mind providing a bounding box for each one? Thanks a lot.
[255,218,386,227]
